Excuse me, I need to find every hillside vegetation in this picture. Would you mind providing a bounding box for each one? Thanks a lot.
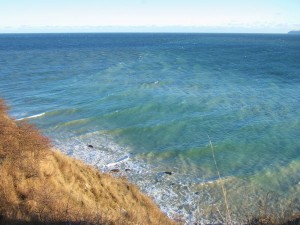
[0,99,177,225]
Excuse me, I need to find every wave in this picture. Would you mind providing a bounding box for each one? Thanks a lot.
[106,155,130,167]
[16,112,46,121]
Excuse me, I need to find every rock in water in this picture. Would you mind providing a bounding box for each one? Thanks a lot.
[164,171,172,175]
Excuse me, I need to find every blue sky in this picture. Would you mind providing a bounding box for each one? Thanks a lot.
[0,0,299,33]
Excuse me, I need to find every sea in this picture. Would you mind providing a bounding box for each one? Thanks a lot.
[0,33,300,223]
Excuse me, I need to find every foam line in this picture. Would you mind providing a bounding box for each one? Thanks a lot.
[16,112,46,121]
[106,155,130,167]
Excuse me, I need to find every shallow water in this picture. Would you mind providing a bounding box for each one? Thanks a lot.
[1,33,300,223]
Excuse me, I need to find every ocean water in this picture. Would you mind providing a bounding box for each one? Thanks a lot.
[1,33,300,223]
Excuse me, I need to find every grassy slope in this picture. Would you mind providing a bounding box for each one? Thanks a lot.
[0,99,177,225]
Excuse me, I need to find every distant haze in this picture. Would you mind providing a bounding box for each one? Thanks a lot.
[0,0,300,33]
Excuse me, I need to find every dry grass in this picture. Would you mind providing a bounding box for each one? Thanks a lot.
[0,99,177,225]
[208,135,231,224]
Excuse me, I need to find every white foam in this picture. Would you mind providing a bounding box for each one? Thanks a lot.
[16,112,46,120]
[106,155,130,167]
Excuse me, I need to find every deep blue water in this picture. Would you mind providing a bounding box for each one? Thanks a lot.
[1,33,300,221]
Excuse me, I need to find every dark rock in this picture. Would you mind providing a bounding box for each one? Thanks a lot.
[110,169,120,173]
[88,144,94,148]
[194,192,200,195]
[125,169,131,172]
[164,171,172,175]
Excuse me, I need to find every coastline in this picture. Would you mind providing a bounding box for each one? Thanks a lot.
[53,131,300,224]
[0,99,177,225]
[1,98,300,224]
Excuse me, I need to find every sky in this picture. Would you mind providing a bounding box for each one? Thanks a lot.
[0,0,299,33]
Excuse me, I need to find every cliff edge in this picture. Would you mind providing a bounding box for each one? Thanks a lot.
[0,99,177,225]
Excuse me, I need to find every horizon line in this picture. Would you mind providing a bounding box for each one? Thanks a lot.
[0,31,290,34]
[0,25,296,34]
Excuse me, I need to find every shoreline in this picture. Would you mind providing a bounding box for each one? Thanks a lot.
[1,98,300,224]
[0,99,177,225]
[52,131,300,224]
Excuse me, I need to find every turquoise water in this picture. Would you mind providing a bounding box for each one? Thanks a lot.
[1,33,300,222]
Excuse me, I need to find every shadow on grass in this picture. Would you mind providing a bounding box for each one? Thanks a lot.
[0,217,95,225]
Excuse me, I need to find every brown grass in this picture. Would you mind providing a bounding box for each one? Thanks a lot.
[0,99,177,225]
